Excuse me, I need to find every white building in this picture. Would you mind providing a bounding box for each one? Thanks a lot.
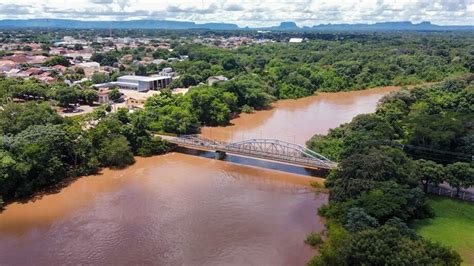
[289,38,303,43]
[94,75,172,92]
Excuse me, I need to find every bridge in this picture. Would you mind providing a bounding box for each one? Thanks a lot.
[159,135,337,170]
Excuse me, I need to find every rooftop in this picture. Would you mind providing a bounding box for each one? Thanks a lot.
[118,75,171,82]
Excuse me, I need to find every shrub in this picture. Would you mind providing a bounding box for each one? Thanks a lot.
[305,232,323,247]
[241,104,254,113]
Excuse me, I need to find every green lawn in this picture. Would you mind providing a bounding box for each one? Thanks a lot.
[413,196,474,265]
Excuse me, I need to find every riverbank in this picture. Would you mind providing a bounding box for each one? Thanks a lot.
[0,84,401,265]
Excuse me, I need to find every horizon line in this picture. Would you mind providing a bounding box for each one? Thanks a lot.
[0,18,473,28]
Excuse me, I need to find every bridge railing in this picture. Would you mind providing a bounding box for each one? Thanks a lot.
[167,135,337,169]
[224,145,337,169]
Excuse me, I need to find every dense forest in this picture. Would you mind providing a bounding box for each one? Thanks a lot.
[170,34,473,96]
[305,76,473,265]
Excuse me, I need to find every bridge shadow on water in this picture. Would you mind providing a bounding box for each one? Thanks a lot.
[174,147,330,178]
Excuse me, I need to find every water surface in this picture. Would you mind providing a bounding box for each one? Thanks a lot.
[0,86,399,265]
[201,86,399,145]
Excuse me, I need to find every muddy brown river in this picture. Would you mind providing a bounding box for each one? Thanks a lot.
[0,86,398,265]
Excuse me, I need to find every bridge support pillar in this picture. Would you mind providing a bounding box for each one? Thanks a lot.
[215,150,226,160]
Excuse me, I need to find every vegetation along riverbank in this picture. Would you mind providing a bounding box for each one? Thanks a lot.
[305,76,473,265]
[0,32,473,211]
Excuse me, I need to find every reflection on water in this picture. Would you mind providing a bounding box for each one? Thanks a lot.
[176,147,330,177]
[0,86,398,265]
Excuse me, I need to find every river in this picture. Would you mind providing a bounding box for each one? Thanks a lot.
[0,86,398,265]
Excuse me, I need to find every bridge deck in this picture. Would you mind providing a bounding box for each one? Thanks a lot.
[159,135,337,170]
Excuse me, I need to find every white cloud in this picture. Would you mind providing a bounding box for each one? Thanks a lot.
[0,0,472,26]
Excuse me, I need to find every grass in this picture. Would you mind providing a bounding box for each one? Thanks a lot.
[413,196,474,265]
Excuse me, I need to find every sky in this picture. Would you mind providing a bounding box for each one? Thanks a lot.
[0,0,472,27]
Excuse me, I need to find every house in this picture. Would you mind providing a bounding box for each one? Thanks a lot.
[94,75,172,92]
[9,71,31,78]
[25,55,48,65]
[5,69,21,77]
[152,59,167,65]
[158,67,175,77]
[0,60,18,72]
[26,67,43,75]
[77,62,100,77]
[52,65,67,73]
[98,89,110,104]
[126,97,146,109]
[207,75,229,86]
[37,76,56,83]
[173,88,189,95]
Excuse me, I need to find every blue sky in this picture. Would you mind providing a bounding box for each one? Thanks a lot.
[0,0,472,26]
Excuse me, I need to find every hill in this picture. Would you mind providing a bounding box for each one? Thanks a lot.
[0,19,472,31]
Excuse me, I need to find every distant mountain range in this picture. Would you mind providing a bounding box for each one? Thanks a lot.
[0,19,472,31]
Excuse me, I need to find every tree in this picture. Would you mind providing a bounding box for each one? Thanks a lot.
[156,105,199,134]
[413,159,445,192]
[185,87,237,126]
[43,56,70,67]
[98,136,135,168]
[73,44,83,51]
[0,150,26,200]
[52,87,80,107]
[137,136,169,157]
[180,74,198,87]
[222,55,239,71]
[80,89,99,105]
[442,79,467,92]
[152,49,169,59]
[0,102,63,135]
[219,75,274,109]
[135,64,147,76]
[446,162,474,196]
[91,72,110,84]
[307,133,344,161]
[355,182,425,223]
[307,222,350,266]
[305,232,323,247]
[336,147,414,185]
[7,125,72,197]
[75,67,85,75]
[108,88,121,102]
[279,83,308,99]
[346,224,461,265]
[90,52,119,66]
[344,207,379,232]
[41,43,50,51]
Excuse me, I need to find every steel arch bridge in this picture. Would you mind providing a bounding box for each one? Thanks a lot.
[160,135,337,170]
